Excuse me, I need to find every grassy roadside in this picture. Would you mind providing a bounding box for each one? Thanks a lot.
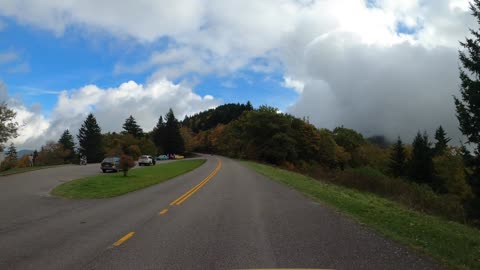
[243,161,480,270]
[52,159,206,199]
[0,165,65,176]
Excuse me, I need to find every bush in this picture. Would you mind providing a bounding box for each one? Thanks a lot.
[16,155,30,168]
[35,142,69,166]
[319,166,466,222]
[0,158,16,171]
[433,150,473,201]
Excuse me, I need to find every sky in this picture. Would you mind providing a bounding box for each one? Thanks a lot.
[0,0,474,150]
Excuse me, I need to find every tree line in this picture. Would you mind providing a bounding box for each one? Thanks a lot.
[0,108,186,168]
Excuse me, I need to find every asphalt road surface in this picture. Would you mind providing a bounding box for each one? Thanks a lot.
[0,155,446,270]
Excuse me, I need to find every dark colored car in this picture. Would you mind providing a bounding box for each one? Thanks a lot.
[101,157,120,173]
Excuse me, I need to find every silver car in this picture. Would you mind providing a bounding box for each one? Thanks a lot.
[138,155,153,166]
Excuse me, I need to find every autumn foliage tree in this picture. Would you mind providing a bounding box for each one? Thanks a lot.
[119,154,135,176]
[35,141,70,166]
[103,133,142,159]
[433,149,473,200]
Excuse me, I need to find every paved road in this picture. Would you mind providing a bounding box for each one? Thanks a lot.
[0,155,445,270]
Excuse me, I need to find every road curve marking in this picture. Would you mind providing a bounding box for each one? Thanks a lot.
[170,158,222,206]
[159,209,168,215]
[175,159,222,205]
[113,232,135,247]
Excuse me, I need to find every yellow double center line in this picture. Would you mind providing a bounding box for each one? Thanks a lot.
[170,158,222,206]
[112,158,221,248]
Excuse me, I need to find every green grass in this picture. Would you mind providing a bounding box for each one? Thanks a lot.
[52,159,206,199]
[243,161,480,270]
[0,165,64,176]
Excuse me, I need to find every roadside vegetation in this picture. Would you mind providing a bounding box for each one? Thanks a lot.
[51,159,205,199]
[244,161,480,270]
[182,104,479,227]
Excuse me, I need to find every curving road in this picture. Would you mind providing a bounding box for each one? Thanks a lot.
[0,155,445,270]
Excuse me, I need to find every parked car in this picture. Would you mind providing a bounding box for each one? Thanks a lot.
[101,157,120,173]
[175,154,185,159]
[138,155,153,166]
[156,154,169,160]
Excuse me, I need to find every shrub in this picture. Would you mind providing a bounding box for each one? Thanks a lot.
[119,155,135,176]
[321,166,466,222]
[35,142,69,166]
[16,155,30,168]
[433,150,473,201]
[0,158,16,171]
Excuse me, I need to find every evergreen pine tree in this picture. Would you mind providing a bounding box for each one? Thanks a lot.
[454,0,480,185]
[434,126,451,155]
[122,115,143,139]
[246,101,254,111]
[389,137,406,177]
[58,129,75,162]
[33,149,38,164]
[152,116,166,153]
[409,131,434,185]
[455,1,480,147]
[164,109,185,154]
[77,113,104,162]
[6,142,17,161]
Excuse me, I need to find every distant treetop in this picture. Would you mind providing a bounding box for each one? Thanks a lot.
[182,102,254,132]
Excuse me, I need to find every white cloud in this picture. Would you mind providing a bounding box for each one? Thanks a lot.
[282,76,305,93]
[289,32,462,143]
[0,0,474,144]
[10,104,50,149]
[0,0,206,40]
[9,78,220,150]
